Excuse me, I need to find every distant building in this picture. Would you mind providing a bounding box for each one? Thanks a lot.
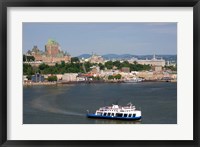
[89,54,104,64]
[152,65,163,72]
[62,73,78,81]
[45,39,61,57]
[166,60,177,67]
[56,74,63,81]
[31,73,45,82]
[76,76,87,81]
[90,66,100,74]
[136,54,165,67]
[121,67,130,73]
[28,46,43,61]
[23,75,28,84]
[26,39,71,64]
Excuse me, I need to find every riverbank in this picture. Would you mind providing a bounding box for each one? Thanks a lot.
[23,82,57,86]
[23,79,177,86]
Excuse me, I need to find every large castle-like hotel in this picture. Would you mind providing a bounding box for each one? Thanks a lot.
[27,39,71,63]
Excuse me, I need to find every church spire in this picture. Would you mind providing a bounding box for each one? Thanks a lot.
[153,54,156,59]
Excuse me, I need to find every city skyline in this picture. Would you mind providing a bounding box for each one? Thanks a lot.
[23,22,177,56]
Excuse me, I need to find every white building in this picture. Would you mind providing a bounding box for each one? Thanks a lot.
[136,54,165,67]
[129,54,165,67]
[62,73,78,81]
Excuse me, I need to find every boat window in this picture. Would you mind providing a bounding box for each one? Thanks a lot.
[116,113,123,117]
[108,113,111,116]
[132,114,136,117]
[103,113,107,116]
[124,114,128,117]
[111,113,114,116]
[128,114,132,117]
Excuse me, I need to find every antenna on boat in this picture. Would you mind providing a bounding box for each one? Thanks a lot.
[86,110,89,114]
[127,102,133,106]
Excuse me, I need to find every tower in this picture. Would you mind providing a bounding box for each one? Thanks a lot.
[45,39,60,57]
[153,54,156,60]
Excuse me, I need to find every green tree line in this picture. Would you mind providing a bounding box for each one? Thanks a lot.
[164,65,177,71]
[23,55,35,62]
[23,60,152,77]
[108,74,122,80]
[104,60,151,71]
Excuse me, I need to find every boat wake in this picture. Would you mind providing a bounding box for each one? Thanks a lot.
[30,94,84,116]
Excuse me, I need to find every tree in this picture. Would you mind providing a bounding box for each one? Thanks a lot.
[120,61,130,68]
[71,57,80,63]
[114,74,122,79]
[93,76,101,81]
[23,55,35,62]
[105,61,113,69]
[47,76,57,82]
[23,55,26,62]
[23,63,34,75]
[113,61,121,69]
[26,75,32,80]
[61,61,65,68]
[164,65,177,71]
[84,62,93,72]
[39,63,49,70]
[55,63,59,67]
[108,75,114,80]
[23,63,36,81]
[133,61,138,65]
[98,63,105,70]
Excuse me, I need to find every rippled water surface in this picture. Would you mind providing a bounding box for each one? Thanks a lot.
[23,82,177,124]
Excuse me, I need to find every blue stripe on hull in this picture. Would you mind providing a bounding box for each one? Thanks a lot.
[87,114,141,120]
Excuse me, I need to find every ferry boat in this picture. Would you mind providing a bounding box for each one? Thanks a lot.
[87,103,142,120]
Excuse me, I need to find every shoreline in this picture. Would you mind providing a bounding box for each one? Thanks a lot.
[23,80,177,86]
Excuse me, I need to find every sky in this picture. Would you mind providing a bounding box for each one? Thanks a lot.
[23,23,177,56]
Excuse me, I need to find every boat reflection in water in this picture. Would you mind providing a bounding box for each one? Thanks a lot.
[94,119,141,124]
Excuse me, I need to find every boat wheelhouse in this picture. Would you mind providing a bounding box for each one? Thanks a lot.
[87,103,141,120]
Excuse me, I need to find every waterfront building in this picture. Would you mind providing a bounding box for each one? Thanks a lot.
[121,67,130,73]
[136,70,177,81]
[62,73,78,81]
[136,71,154,80]
[56,74,63,81]
[90,66,100,74]
[44,74,63,81]
[23,75,28,84]
[31,73,45,83]
[76,76,87,81]
[152,65,163,72]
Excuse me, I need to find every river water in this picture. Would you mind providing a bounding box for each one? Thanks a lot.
[23,82,177,124]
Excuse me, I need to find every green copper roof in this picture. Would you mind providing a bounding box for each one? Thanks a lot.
[47,39,58,45]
